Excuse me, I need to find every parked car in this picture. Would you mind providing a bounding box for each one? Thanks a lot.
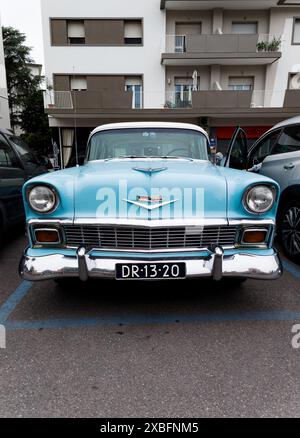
[222,116,300,263]
[0,129,48,244]
[19,122,282,284]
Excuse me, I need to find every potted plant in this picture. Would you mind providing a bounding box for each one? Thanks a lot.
[257,41,267,52]
[267,37,281,52]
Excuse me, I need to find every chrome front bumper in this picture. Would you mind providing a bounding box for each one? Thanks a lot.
[19,247,282,282]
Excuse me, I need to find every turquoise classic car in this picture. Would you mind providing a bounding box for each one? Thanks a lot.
[19,122,282,283]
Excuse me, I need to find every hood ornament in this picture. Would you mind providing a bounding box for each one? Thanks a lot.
[124,197,178,211]
[133,167,168,176]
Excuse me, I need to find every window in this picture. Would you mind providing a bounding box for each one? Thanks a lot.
[272,126,300,155]
[289,72,300,89]
[88,129,209,161]
[0,134,22,168]
[67,20,85,45]
[125,77,142,109]
[124,20,142,45]
[250,130,281,165]
[293,19,300,44]
[228,77,254,91]
[70,76,87,91]
[7,135,40,166]
[174,77,199,107]
[232,22,258,34]
[175,22,201,52]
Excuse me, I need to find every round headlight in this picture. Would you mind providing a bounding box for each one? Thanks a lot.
[28,186,58,213]
[244,185,276,214]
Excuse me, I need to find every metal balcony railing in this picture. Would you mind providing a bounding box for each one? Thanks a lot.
[43,89,296,111]
[164,34,282,54]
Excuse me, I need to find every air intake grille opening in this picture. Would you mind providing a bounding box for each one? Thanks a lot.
[63,225,238,250]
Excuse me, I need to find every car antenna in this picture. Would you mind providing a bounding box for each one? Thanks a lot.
[73,66,79,167]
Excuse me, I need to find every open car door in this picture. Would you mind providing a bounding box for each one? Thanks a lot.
[224,127,248,170]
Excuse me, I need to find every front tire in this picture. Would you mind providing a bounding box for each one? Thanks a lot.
[278,199,300,264]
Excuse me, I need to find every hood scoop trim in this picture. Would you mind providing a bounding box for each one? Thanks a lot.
[133,167,168,176]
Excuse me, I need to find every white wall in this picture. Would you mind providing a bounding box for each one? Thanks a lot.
[265,7,300,107]
[41,0,165,110]
[0,14,11,129]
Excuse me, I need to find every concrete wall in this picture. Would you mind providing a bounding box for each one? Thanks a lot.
[0,14,10,130]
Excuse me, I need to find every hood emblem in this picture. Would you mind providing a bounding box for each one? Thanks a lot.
[133,167,168,176]
[124,197,178,211]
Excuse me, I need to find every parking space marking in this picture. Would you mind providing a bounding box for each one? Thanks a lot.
[282,260,300,280]
[0,281,32,323]
[4,310,300,331]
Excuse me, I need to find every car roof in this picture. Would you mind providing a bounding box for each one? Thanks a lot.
[90,122,209,139]
[267,115,300,133]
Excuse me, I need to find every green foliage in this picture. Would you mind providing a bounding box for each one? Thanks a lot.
[2,26,51,155]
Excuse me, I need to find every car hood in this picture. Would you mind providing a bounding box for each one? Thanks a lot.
[23,160,279,222]
[74,160,227,220]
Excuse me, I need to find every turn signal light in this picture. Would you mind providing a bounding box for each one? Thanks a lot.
[34,229,60,244]
[242,230,267,244]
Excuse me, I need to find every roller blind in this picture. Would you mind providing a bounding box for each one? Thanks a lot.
[125,77,142,86]
[68,21,85,38]
[70,77,87,90]
[293,19,300,43]
[229,77,254,86]
[175,23,201,35]
[124,21,142,38]
[232,22,258,34]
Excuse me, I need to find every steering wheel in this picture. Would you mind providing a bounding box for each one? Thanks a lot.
[166,148,188,156]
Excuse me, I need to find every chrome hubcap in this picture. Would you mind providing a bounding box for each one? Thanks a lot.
[282,206,300,256]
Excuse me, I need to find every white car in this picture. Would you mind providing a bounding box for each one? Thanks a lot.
[223,116,300,263]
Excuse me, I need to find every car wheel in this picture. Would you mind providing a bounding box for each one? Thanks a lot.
[279,199,300,263]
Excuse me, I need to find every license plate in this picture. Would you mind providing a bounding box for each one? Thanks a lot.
[116,263,186,280]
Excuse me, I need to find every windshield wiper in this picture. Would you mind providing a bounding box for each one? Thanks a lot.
[159,156,194,162]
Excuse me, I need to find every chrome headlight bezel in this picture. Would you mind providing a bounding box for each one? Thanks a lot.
[243,185,277,215]
[27,185,59,214]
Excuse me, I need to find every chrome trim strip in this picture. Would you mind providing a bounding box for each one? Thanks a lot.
[229,219,275,226]
[28,218,275,227]
[72,218,229,227]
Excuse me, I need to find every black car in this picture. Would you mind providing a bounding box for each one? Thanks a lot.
[0,129,48,244]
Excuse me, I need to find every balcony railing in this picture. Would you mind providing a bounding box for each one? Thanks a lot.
[44,89,296,111]
[164,34,282,54]
[43,90,141,110]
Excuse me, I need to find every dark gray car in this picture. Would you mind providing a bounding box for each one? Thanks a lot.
[0,129,48,244]
[223,116,300,263]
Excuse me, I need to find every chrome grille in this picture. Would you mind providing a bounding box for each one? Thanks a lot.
[63,225,238,250]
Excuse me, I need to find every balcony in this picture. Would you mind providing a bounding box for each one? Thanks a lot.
[44,90,136,113]
[162,34,282,66]
[44,89,298,115]
[161,1,281,10]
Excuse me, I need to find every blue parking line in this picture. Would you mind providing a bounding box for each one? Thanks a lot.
[4,310,300,331]
[282,260,300,280]
[0,281,32,323]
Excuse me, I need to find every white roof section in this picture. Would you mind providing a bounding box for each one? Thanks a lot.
[90,122,209,139]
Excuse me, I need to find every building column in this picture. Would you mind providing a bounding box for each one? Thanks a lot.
[212,9,223,34]
[210,65,222,90]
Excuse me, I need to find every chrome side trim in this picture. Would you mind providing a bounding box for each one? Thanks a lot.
[229,219,275,226]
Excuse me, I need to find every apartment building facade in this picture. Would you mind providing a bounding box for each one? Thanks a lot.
[41,0,300,165]
[0,13,10,130]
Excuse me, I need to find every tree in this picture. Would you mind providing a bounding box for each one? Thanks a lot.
[2,26,51,155]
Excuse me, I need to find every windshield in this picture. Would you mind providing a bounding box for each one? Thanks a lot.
[88,128,209,161]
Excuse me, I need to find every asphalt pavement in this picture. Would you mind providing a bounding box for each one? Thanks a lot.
[0,229,300,418]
